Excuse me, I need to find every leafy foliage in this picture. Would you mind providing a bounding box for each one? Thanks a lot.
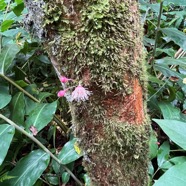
[0,0,186,185]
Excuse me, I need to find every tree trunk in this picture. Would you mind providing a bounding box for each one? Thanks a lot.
[24,0,150,185]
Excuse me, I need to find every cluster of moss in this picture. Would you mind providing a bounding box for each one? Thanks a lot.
[25,0,144,94]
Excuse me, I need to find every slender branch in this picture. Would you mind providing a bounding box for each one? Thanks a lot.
[0,114,83,186]
[152,1,163,59]
[0,74,68,133]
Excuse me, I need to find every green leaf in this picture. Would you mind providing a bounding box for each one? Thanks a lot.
[0,149,50,186]
[13,3,24,16]
[46,175,59,185]
[0,124,15,165]
[0,85,11,109]
[83,174,91,186]
[10,92,25,126]
[62,172,70,184]
[157,141,170,168]
[153,119,186,150]
[156,57,186,68]
[158,102,181,120]
[149,131,158,160]
[164,0,186,6]
[161,28,186,50]
[25,101,57,133]
[153,162,186,186]
[0,44,20,75]
[1,20,14,32]
[0,0,6,10]
[58,138,83,164]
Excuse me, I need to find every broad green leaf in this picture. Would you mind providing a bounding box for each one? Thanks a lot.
[36,55,51,64]
[169,156,186,165]
[156,57,186,68]
[13,3,24,16]
[0,85,11,109]
[1,20,14,32]
[153,119,186,150]
[0,0,6,10]
[161,28,186,50]
[1,28,27,38]
[157,141,170,168]
[25,101,57,133]
[10,92,25,126]
[164,0,186,6]
[46,175,59,185]
[0,124,15,165]
[158,102,181,120]
[154,63,184,80]
[58,138,83,164]
[149,131,158,160]
[0,149,50,186]
[0,44,20,75]
[153,162,186,186]
[62,172,70,184]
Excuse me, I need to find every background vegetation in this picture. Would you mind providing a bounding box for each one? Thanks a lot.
[0,0,186,185]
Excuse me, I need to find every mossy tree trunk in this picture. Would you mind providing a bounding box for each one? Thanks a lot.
[24,0,150,185]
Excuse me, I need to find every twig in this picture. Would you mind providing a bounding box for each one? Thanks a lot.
[0,74,68,133]
[0,114,83,186]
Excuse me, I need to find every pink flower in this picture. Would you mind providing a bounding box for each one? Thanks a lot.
[57,90,66,97]
[60,76,70,83]
[71,85,92,102]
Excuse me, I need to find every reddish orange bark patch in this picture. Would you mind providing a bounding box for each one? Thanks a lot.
[119,78,144,124]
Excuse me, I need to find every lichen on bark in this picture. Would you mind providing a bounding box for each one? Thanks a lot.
[24,0,150,185]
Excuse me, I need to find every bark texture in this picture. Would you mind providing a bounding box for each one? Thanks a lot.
[24,0,150,185]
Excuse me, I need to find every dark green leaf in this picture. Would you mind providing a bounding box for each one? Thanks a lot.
[0,124,15,165]
[0,149,50,186]
[149,131,158,160]
[0,85,11,109]
[10,92,25,126]
[153,119,186,150]
[1,20,14,32]
[62,172,70,184]
[157,141,170,168]
[164,0,186,6]
[158,102,181,120]
[0,44,20,75]
[153,162,186,186]
[13,3,24,16]
[161,28,186,50]
[58,138,83,164]
[25,101,57,133]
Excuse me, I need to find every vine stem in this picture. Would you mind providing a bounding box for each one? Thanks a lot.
[0,114,83,186]
[152,1,163,60]
[0,74,68,133]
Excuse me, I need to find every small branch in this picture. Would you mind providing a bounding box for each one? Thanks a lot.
[0,74,68,133]
[152,1,163,59]
[0,114,83,186]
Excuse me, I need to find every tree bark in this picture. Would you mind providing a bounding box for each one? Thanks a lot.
[24,0,150,185]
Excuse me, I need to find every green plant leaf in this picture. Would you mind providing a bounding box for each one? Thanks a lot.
[58,138,83,164]
[153,162,186,186]
[164,0,186,6]
[0,149,50,186]
[158,102,181,120]
[62,172,70,184]
[161,28,186,50]
[1,20,14,32]
[153,119,186,150]
[0,0,6,11]
[0,44,20,75]
[149,131,158,160]
[13,3,24,16]
[157,141,170,168]
[0,85,11,109]
[10,92,25,126]
[25,101,57,133]
[0,124,15,165]
[156,57,186,67]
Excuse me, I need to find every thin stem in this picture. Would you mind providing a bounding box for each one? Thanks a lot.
[0,114,83,186]
[152,1,163,59]
[0,74,68,133]
[170,149,185,152]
